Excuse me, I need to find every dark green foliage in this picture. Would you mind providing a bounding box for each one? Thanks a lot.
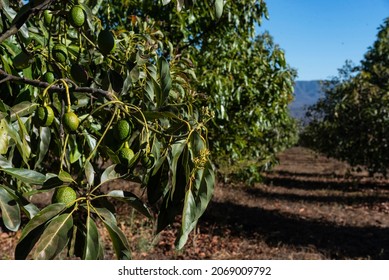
[301,18,389,176]
[0,0,215,259]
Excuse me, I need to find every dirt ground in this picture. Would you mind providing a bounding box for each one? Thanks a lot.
[1,147,389,260]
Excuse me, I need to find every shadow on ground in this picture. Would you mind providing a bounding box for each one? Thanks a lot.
[201,200,389,259]
[245,187,389,206]
[263,173,389,191]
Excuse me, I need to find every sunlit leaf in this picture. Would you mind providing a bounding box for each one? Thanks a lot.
[176,189,196,249]
[68,135,82,164]
[32,213,73,260]
[0,119,9,152]
[100,164,120,185]
[58,170,75,184]
[1,168,46,185]
[0,186,21,231]
[34,126,51,169]
[214,0,224,19]
[10,102,38,122]
[85,160,95,186]
[176,160,215,249]
[170,140,186,192]
[15,203,67,259]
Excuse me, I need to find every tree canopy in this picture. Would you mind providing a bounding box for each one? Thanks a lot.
[105,0,298,180]
[301,18,389,175]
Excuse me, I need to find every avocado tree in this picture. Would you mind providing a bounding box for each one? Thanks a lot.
[102,0,298,181]
[0,0,217,259]
[301,18,389,176]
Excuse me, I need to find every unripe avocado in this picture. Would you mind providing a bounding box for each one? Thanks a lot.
[118,147,135,167]
[35,106,55,127]
[62,111,79,133]
[44,10,53,26]
[52,44,68,63]
[70,64,88,84]
[98,30,116,55]
[68,5,86,28]
[52,186,77,206]
[113,119,132,142]
[141,153,155,169]
[43,71,55,83]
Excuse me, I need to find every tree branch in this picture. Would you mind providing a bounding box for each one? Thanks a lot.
[0,0,56,44]
[0,69,115,101]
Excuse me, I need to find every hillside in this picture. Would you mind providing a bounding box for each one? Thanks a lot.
[290,80,323,120]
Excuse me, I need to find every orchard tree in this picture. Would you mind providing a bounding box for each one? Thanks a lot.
[301,18,389,175]
[0,0,218,259]
[101,0,298,181]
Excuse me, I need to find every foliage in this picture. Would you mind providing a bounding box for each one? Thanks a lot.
[0,0,215,259]
[100,0,298,181]
[301,18,389,175]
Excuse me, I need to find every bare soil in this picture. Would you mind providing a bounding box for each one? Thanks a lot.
[1,147,389,260]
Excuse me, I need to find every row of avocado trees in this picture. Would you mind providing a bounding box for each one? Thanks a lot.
[301,18,389,176]
[0,0,297,260]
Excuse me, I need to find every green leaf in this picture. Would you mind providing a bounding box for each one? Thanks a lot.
[92,207,117,225]
[100,164,120,185]
[0,186,21,231]
[0,154,12,168]
[32,213,74,260]
[170,140,186,192]
[18,203,67,242]
[15,203,67,259]
[176,0,184,11]
[42,174,65,189]
[176,189,196,249]
[147,161,169,205]
[144,77,154,103]
[176,160,215,249]
[1,168,46,185]
[34,126,51,169]
[85,160,95,186]
[193,160,215,218]
[85,132,97,152]
[58,170,75,184]
[158,57,172,106]
[0,99,10,113]
[0,119,9,155]
[107,190,152,219]
[4,119,30,164]
[84,215,101,260]
[10,102,38,122]
[0,184,39,219]
[68,135,82,164]
[215,0,224,19]
[102,218,131,260]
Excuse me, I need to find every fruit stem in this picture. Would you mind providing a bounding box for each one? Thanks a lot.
[79,100,123,127]
[81,32,96,48]
[83,106,118,166]
[59,79,72,112]
[124,104,151,151]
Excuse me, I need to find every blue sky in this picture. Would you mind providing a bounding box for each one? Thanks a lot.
[257,0,389,81]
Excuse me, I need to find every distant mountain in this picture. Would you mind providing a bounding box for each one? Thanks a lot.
[290,80,324,120]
